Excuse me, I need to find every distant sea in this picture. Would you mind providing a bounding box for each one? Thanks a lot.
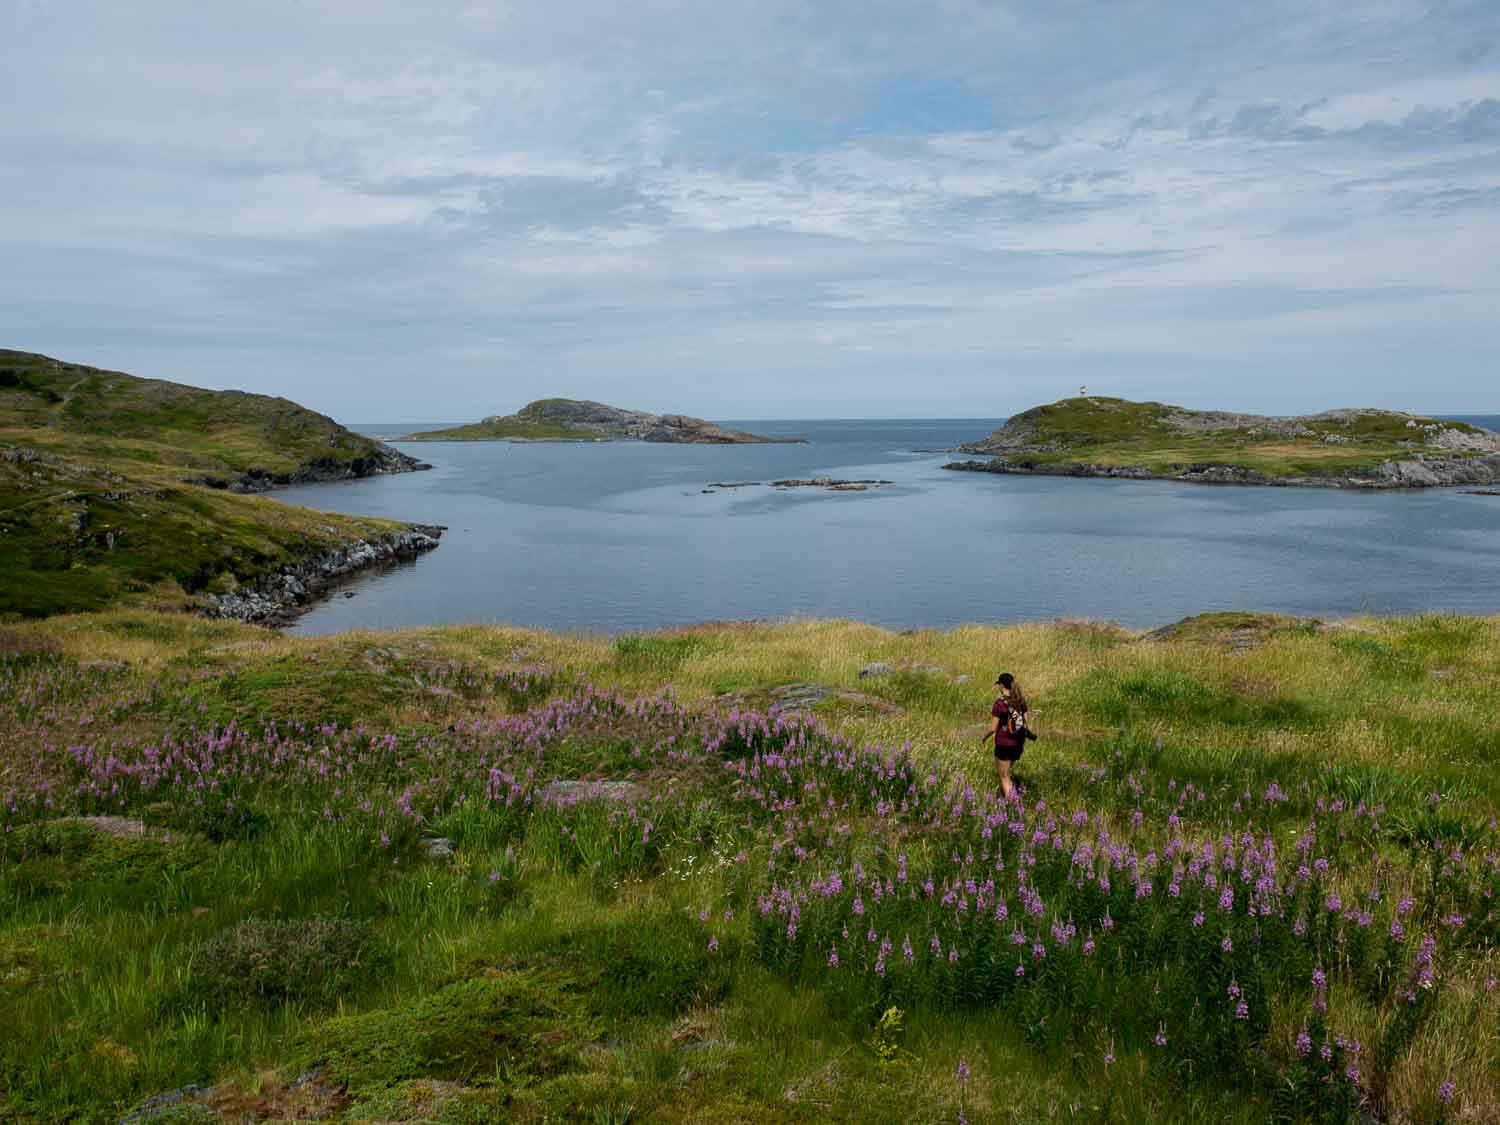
[273,416,1500,635]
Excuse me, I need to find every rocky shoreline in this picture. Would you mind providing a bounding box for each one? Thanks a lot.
[206,524,445,626]
[186,444,431,493]
[942,454,1500,490]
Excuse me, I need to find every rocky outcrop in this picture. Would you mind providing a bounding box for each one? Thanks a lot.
[205,524,444,625]
[186,444,430,493]
[942,454,1500,490]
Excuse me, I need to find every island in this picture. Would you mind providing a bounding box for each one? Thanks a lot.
[401,398,805,444]
[943,395,1500,488]
[1,349,439,623]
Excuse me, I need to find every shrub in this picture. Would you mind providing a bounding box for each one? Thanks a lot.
[192,916,382,1007]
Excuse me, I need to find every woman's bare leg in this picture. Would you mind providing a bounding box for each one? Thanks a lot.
[996,758,1014,800]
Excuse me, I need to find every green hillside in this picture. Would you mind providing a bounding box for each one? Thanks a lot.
[0,350,416,484]
[1,351,429,620]
[949,396,1500,485]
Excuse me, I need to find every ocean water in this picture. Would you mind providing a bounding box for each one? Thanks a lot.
[274,417,1500,635]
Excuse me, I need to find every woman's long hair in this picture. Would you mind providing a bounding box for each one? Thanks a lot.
[998,672,1028,712]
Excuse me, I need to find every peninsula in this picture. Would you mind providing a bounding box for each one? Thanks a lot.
[1,349,438,622]
[402,398,805,444]
[943,395,1500,488]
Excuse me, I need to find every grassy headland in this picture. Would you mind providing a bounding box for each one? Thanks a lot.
[945,397,1500,488]
[1,350,434,620]
[2,610,1496,1122]
[405,398,802,444]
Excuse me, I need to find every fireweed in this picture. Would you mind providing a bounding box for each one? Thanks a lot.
[4,656,1497,1118]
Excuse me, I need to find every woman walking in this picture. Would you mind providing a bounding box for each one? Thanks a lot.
[983,672,1028,800]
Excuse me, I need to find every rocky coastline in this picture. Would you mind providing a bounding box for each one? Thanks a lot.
[206,524,445,626]
[186,444,431,493]
[942,454,1500,489]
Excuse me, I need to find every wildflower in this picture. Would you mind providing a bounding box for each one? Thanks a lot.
[1390,919,1404,940]
[1015,961,1025,977]
[828,946,839,968]
[1153,1025,1168,1047]
[1294,1029,1311,1057]
[1221,935,1234,954]
[1235,1000,1249,1020]
[1312,967,1326,990]
[708,935,719,953]
[1437,1079,1456,1104]
[1192,911,1205,928]
[957,1058,971,1083]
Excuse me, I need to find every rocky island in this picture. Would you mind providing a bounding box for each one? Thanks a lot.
[1,349,439,622]
[944,395,1500,489]
[402,398,805,444]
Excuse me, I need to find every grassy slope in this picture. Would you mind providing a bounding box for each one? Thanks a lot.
[2,611,1496,1123]
[406,399,626,441]
[0,451,404,617]
[1,351,415,618]
[402,418,596,441]
[0,350,394,479]
[966,397,1489,478]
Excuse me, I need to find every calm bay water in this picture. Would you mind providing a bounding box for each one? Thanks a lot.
[276,417,1500,635]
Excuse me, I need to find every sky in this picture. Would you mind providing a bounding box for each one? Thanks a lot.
[2,1,1498,421]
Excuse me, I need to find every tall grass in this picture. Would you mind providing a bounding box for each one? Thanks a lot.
[0,611,1496,1122]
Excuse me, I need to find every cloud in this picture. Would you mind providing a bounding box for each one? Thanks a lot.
[0,0,1497,417]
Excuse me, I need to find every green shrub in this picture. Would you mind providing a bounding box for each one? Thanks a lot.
[192,916,382,1007]
[302,969,593,1095]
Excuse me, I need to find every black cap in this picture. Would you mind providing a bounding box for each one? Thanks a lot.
[995,672,1014,688]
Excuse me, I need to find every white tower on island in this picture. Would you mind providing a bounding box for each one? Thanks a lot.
[1079,384,1089,398]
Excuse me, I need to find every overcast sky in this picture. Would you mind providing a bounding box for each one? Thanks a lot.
[3,2,1498,421]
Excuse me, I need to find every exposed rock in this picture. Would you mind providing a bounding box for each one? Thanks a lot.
[119,1084,216,1124]
[943,454,1500,490]
[858,662,893,679]
[766,682,899,716]
[419,837,456,858]
[54,815,147,838]
[205,524,444,626]
[769,682,833,711]
[770,478,894,491]
[540,779,646,805]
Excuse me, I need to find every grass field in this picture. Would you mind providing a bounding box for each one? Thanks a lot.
[1,610,1496,1123]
